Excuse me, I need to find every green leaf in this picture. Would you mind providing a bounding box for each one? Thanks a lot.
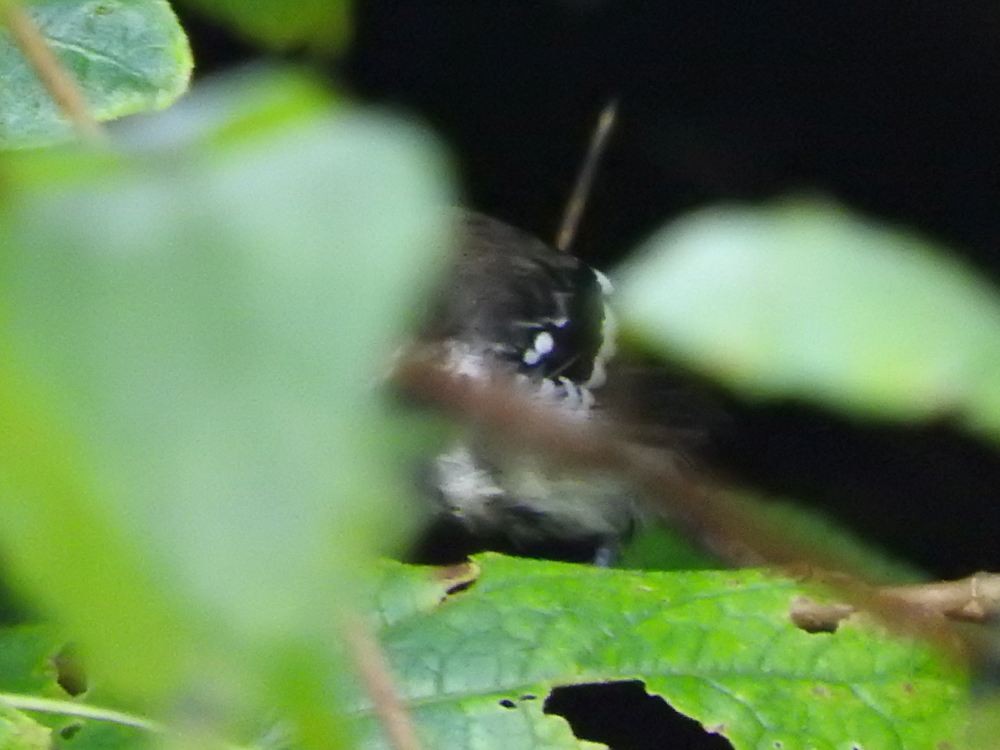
[0,370,194,701]
[356,555,967,750]
[175,0,350,51]
[0,0,192,149]
[0,66,452,740]
[616,200,1000,439]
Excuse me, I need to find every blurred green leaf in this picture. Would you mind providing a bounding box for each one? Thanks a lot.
[616,201,1000,439]
[2,66,333,188]
[0,702,49,750]
[112,65,335,152]
[0,371,192,700]
[355,554,968,750]
[0,65,452,742]
[0,0,192,149]
[174,0,350,52]
[746,495,925,583]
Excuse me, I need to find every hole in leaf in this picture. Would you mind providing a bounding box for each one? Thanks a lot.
[545,680,734,750]
[53,643,87,696]
[499,699,517,709]
[789,596,852,634]
[59,723,83,740]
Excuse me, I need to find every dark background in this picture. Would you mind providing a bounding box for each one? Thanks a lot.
[183,1,1000,579]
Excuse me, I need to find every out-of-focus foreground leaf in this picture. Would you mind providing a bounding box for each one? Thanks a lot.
[616,201,1000,441]
[174,0,350,52]
[0,0,192,149]
[354,554,968,750]
[0,66,451,744]
[0,702,49,750]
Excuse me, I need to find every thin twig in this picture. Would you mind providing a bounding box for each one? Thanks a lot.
[555,98,618,253]
[0,0,106,144]
[342,612,423,750]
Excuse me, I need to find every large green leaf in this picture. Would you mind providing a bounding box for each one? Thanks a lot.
[175,0,350,51]
[0,0,192,149]
[0,66,451,742]
[354,555,968,750]
[616,201,1000,440]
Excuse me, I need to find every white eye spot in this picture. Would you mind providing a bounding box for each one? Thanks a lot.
[534,331,554,355]
[522,331,555,366]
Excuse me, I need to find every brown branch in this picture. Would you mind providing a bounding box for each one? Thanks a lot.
[392,350,994,660]
[0,0,106,144]
[792,573,1000,632]
[342,612,422,750]
[885,572,1000,622]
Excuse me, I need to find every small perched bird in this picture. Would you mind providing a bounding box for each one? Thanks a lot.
[412,209,640,563]
[406,104,717,563]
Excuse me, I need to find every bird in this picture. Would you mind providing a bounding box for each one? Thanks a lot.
[410,208,640,564]
[403,105,720,564]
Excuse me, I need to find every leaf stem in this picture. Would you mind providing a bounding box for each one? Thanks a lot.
[0,693,257,750]
[0,0,107,144]
[0,693,163,732]
[343,612,423,750]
